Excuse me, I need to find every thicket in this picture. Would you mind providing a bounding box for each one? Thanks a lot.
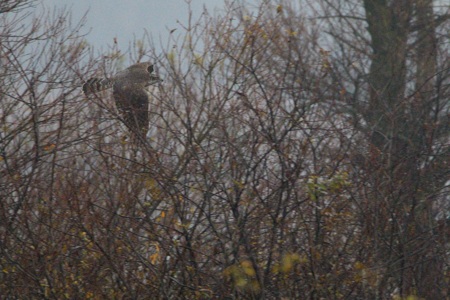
[1,0,448,298]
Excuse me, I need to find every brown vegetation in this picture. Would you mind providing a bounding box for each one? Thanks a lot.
[1,1,448,299]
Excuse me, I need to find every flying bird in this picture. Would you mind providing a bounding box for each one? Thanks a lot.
[83,62,162,140]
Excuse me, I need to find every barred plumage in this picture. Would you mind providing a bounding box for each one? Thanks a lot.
[82,78,113,94]
[82,62,162,141]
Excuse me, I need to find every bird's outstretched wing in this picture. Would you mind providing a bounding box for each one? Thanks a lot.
[113,84,150,140]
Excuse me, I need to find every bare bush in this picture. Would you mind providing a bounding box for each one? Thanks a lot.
[0,0,448,299]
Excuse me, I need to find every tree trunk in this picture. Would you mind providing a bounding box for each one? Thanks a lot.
[363,0,446,297]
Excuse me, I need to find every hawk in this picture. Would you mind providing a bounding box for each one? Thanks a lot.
[82,62,162,140]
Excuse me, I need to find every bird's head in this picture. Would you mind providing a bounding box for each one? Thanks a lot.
[129,62,163,85]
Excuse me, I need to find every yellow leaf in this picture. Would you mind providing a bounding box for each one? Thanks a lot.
[43,144,56,151]
[150,243,160,264]
[276,5,283,14]
[354,261,365,270]
[194,53,203,66]
[150,253,159,264]
[241,260,255,277]
[280,253,303,273]
[168,50,176,65]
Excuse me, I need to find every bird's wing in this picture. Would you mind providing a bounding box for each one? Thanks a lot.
[113,84,149,139]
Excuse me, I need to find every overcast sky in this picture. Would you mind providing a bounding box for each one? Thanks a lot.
[39,0,231,52]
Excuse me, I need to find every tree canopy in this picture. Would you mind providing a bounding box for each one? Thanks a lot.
[0,0,448,298]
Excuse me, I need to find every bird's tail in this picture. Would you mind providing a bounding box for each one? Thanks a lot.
[82,78,113,95]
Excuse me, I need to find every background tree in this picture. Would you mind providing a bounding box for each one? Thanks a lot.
[319,0,449,297]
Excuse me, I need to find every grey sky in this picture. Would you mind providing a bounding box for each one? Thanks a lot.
[39,0,228,51]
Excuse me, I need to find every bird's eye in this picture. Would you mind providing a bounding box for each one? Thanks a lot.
[147,65,154,73]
